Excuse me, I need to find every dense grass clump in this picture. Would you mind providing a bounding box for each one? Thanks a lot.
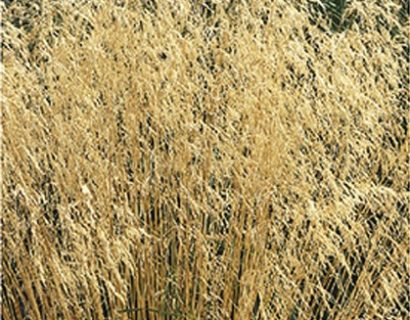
[2,1,409,319]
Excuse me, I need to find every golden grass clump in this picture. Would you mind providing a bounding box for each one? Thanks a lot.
[1,0,409,319]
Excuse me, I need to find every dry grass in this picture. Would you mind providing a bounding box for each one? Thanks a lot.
[1,0,409,319]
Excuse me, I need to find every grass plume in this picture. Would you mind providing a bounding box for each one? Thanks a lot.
[1,0,409,319]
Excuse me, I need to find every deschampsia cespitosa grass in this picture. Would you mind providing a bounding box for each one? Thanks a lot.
[1,0,409,319]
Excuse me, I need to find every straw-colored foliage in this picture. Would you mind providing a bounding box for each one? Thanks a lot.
[2,0,409,319]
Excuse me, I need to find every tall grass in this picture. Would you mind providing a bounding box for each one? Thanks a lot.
[2,0,409,319]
